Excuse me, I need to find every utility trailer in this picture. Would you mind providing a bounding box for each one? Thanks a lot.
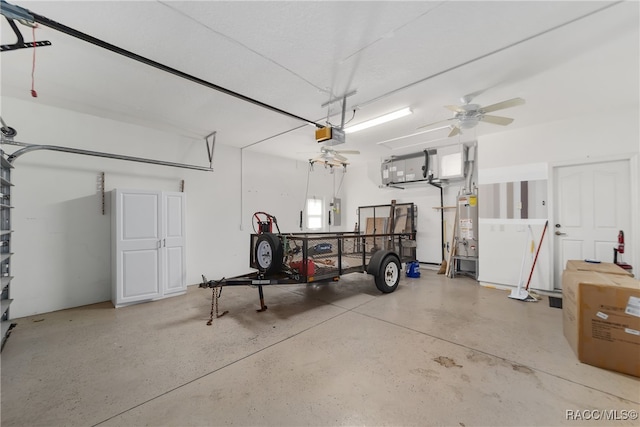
[200,203,417,322]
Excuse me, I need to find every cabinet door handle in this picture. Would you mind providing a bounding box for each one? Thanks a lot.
[163,238,166,247]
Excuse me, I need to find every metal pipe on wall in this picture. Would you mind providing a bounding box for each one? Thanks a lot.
[4,140,213,172]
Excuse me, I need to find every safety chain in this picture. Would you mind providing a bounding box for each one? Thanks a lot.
[207,285,228,325]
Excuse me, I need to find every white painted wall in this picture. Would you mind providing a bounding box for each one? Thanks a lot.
[241,150,337,234]
[2,97,338,318]
[475,19,639,291]
[478,108,639,290]
[341,157,473,265]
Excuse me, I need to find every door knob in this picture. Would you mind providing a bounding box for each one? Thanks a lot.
[555,231,566,236]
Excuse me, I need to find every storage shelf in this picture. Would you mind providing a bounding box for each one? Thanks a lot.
[1,320,13,338]
[0,156,13,169]
[1,298,12,315]
[1,156,12,351]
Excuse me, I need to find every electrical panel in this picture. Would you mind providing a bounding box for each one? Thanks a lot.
[330,198,341,227]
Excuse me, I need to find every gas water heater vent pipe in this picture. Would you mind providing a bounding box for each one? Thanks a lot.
[463,145,475,194]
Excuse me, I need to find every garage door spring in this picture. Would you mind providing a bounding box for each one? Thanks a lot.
[207,285,228,325]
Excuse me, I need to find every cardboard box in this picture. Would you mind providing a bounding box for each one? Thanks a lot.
[563,270,640,377]
[565,260,633,277]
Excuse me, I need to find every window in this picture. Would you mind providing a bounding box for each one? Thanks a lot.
[307,198,323,230]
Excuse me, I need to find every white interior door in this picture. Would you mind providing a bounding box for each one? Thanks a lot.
[553,160,631,289]
[163,192,186,294]
[115,190,162,305]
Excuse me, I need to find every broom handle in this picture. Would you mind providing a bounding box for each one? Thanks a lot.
[517,225,533,290]
[525,220,549,290]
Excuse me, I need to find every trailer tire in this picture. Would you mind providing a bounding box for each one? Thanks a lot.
[374,256,401,293]
[254,233,283,274]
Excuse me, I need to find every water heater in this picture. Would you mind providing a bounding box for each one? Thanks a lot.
[456,193,478,258]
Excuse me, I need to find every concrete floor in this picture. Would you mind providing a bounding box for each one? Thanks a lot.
[1,269,639,426]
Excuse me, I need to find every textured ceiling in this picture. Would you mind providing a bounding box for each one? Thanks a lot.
[1,1,638,164]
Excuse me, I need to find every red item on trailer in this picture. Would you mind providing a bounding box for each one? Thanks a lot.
[253,212,279,234]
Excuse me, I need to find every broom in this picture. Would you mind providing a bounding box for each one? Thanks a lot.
[524,220,549,300]
[438,217,447,274]
[437,219,447,274]
[438,260,447,274]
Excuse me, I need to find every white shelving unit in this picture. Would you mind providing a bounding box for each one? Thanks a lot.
[1,150,15,349]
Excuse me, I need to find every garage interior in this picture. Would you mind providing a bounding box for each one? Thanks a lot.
[1,1,639,426]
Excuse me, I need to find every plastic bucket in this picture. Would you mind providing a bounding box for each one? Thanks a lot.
[406,261,420,278]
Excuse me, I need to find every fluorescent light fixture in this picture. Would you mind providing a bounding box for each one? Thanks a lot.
[375,125,451,145]
[344,107,412,134]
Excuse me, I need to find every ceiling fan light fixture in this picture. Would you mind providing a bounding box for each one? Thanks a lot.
[344,107,412,134]
[458,117,479,129]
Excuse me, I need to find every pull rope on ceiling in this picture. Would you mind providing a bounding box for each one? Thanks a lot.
[0,0,323,129]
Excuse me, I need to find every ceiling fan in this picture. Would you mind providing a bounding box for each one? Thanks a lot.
[418,96,525,137]
[309,146,360,168]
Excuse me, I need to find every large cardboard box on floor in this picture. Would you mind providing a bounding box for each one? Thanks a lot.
[563,270,640,377]
[565,260,634,277]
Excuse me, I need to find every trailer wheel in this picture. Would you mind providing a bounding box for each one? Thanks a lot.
[375,256,401,293]
[255,233,283,274]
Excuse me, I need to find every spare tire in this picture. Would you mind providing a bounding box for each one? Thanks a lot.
[254,233,283,274]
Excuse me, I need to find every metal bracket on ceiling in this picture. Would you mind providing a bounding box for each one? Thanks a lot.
[320,90,357,108]
[0,0,33,22]
[0,2,52,52]
[205,131,216,169]
[321,91,357,130]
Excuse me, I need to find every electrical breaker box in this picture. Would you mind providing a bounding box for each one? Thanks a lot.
[330,198,342,227]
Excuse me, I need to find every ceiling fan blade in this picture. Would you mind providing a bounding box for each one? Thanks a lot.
[335,150,360,155]
[480,115,514,126]
[444,105,465,113]
[448,126,460,137]
[460,89,486,105]
[333,153,348,162]
[417,118,453,130]
[480,97,525,113]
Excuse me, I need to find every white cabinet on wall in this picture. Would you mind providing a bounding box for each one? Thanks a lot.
[111,189,186,308]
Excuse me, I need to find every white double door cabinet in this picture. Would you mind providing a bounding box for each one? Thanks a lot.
[112,189,186,307]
